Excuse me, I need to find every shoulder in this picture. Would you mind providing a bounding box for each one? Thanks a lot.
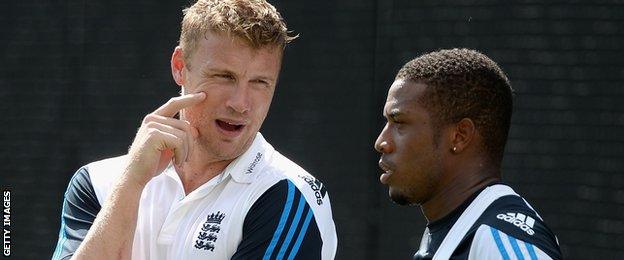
[83,154,128,176]
[53,164,104,259]
[64,166,96,198]
[464,195,562,260]
[80,155,128,205]
[467,224,559,260]
[239,152,337,259]
[258,151,333,210]
[234,179,337,260]
[62,166,101,215]
[240,134,333,214]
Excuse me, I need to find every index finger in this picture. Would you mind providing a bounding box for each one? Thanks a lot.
[154,92,206,117]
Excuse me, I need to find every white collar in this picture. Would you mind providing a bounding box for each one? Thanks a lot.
[162,132,274,192]
[222,132,274,184]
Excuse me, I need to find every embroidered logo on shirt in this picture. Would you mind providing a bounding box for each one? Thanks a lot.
[298,175,327,205]
[496,212,535,235]
[194,211,226,251]
[245,152,263,174]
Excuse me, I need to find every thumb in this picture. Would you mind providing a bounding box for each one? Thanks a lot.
[191,126,199,138]
[157,149,175,174]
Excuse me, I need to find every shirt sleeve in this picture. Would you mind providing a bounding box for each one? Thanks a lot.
[231,179,323,260]
[468,225,556,260]
[51,167,101,260]
[464,195,562,260]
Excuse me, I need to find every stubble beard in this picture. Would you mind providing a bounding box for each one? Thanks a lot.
[195,128,257,162]
[195,134,240,162]
[390,146,443,207]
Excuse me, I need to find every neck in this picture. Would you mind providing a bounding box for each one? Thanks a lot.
[420,159,500,222]
[175,151,234,195]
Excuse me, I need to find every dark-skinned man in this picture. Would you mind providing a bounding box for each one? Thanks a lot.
[375,48,562,260]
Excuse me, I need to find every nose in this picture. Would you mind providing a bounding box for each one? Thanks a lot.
[226,84,250,114]
[374,124,393,153]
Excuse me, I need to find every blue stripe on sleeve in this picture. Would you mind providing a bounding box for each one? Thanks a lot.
[287,207,314,260]
[507,235,525,260]
[276,194,307,259]
[524,241,538,260]
[263,181,295,260]
[52,171,81,260]
[51,200,67,260]
[489,227,511,260]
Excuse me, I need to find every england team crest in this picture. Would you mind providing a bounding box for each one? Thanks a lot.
[194,211,226,251]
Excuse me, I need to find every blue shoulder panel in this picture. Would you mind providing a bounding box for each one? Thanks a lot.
[232,179,322,260]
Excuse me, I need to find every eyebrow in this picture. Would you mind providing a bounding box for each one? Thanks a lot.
[202,68,234,76]
[201,68,276,84]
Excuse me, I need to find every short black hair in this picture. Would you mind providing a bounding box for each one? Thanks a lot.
[396,48,514,163]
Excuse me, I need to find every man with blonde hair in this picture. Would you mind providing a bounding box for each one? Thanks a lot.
[52,0,337,259]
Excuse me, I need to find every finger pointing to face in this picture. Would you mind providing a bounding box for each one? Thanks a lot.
[154,92,206,118]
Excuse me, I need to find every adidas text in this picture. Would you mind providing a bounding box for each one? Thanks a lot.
[496,212,535,236]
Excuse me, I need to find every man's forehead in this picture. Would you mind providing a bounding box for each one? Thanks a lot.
[385,79,426,110]
[191,35,282,77]
[389,79,427,96]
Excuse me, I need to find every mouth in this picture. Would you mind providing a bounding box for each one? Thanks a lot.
[378,160,394,185]
[215,119,246,137]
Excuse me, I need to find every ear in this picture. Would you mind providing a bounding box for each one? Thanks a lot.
[171,46,186,86]
[449,118,476,154]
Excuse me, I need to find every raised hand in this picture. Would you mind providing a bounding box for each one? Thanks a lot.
[125,92,206,186]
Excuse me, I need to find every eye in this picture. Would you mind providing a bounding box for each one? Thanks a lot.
[389,115,402,124]
[216,74,235,80]
[251,79,271,88]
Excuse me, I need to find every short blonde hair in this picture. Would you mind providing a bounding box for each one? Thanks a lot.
[179,0,297,62]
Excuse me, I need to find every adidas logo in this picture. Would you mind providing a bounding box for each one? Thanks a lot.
[298,175,327,205]
[496,212,535,235]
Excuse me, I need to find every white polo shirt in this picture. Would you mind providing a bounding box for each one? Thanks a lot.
[52,133,338,260]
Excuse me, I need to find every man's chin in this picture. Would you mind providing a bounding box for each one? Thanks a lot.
[389,188,419,206]
[199,135,254,159]
[197,141,241,161]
